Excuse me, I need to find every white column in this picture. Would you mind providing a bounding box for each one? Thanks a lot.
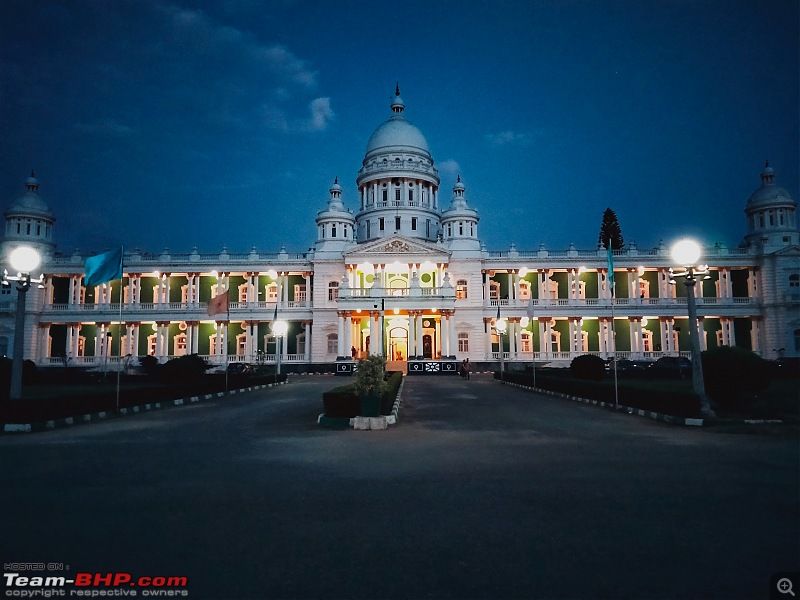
[304,273,311,307]
[164,275,172,304]
[66,326,74,359]
[697,318,707,351]
[337,312,345,357]
[68,276,76,305]
[368,312,377,356]
[441,314,449,357]
[344,313,353,357]
[750,318,761,354]
[544,319,553,358]
[484,272,491,305]
[191,323,198,356]
[448,313,457,359]
[659,319,669,354]
[747,268,758,299]
[484,320,492,359]
[407,312,416,358]
[507,272,513,303]
[666,319,676,354]
[415,312,423,356]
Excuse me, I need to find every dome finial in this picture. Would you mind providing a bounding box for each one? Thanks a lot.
[457,174,461,183]
[395,82,400,96]
[334,176,338,184]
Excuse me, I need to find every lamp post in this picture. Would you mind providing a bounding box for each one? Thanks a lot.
[495,317,507,378]
[4,246,42,400]
[271,318,288,375]
[670,239,715,417]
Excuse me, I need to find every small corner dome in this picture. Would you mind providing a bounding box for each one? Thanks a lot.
[746,162,796,210]
[5,173,55,220]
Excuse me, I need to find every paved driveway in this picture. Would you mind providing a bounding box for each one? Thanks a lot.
[1,374,797,599]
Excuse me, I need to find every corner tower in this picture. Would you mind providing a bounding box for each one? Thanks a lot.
[355,86,441,243]
[3,171,56,261]
[744,161,798,252]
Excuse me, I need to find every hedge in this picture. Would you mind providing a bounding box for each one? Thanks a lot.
[322,371,403,418]
[495,371,701,418]
[0,372,288,425]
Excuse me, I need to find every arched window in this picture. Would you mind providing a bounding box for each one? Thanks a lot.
[328,281,339,301]
[327,333,338,354]
[789,274,799,288]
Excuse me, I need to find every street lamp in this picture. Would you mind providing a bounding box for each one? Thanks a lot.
[3,246,43,400]
[271,318,288,375]
[495,317,507,378]
[670,239,715,416]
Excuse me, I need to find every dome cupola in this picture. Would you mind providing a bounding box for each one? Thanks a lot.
[355,87,442,244]
[744,161,798,251]
[315,177,356,254]
[441,176,480,252]
[3,170,57,252]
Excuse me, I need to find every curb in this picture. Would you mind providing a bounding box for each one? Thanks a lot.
[501,380,704,427]
[2,380,289,434]
[317,376,405,430]
[501,380,789,427]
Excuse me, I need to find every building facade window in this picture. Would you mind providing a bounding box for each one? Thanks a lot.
[456,279,468,299]
[458,332,469,353]
[789,274,799,288]
[412,217,417,231]
[395,216,401,231]
[328,281,339,301]
[327,333,338,354]
[379,218,385,231]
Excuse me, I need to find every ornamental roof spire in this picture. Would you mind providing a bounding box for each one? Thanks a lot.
[391,83,405,115]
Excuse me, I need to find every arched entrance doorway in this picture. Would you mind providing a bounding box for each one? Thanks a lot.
[389,326,408,361]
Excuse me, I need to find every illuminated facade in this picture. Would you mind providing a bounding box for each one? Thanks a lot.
[2,90,799,370]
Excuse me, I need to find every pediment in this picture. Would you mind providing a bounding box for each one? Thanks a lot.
[771,244,800,257]
[343,235,451,263]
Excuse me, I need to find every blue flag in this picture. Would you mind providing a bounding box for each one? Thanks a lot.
[84,248,123,287]
[606,244,615,296]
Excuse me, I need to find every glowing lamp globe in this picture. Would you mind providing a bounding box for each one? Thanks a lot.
[495,318,507,334]
[671,239,702,267]
[271,319,288,337]
[9,246,41,273]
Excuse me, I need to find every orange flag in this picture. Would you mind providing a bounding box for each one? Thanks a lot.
[207,290,229,317]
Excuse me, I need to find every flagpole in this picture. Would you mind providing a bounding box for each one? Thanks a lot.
[116,246,124,414]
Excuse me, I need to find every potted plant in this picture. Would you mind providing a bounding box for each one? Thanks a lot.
[354,354,387,417]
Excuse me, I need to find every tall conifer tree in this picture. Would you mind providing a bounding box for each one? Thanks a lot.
[598,208,624,250]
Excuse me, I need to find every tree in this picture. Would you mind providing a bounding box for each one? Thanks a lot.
[598,208,624,250]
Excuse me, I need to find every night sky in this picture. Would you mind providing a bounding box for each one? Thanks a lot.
[1,0,797,255]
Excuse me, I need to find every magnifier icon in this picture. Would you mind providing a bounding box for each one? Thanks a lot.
[778,578,796,596]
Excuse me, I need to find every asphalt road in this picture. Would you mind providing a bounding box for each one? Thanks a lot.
[1,374,798,600]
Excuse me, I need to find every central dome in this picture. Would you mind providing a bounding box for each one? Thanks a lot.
[365,115,430,156]
[364,88,431,159]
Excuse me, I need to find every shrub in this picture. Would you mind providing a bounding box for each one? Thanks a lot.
[701,346,772,409]
[139,355,160,376]
[354,354,387,397]
[570,354,606,381]
[160,354,208,379]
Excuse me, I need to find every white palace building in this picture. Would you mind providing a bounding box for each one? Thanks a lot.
[2,89,799,372]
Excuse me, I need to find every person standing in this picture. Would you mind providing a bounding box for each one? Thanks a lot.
[464,358,471,380]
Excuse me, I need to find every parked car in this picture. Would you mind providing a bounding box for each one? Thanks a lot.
[648,356,692,378]
[226,363,253,375]
[605,358,648,375]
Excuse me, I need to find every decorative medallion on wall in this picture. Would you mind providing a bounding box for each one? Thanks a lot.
[384,240,410,253]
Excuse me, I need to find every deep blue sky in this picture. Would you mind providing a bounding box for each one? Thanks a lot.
[1,0,797,255]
